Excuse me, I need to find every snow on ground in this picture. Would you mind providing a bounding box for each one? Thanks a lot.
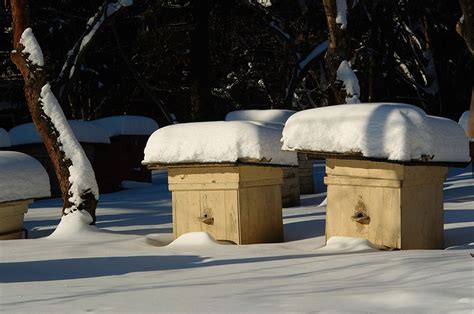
[94,115,159,138]
[225,109,295,125]
[0,151,50,202]
[9,120,110,146]
[282,103,470,162]
[0,162,472,312]
[0,128,10,147]
[144,121,297,166]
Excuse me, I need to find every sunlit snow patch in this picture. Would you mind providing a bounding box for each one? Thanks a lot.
[167,232,221,248]
[318,236,381,253]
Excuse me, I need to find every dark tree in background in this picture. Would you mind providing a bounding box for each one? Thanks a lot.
[0,0,472,127]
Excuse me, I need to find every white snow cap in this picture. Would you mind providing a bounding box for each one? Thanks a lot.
[458,111,470,133]
[336,61,360,104]
[282,103,470,163]
[19,28,44,66]
[0,151,50,202]
[94,115,159,137]
[225,109,296,125]
[144,121,297,166]
[0,128,11,147]
[335,0,348,29]
[9,120,110,146]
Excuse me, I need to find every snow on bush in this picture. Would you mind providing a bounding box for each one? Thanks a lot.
[144,121,297,166]
[282,103,470,162]
[0,151,50,202]
[94,115,159,137]
[336,60,360,104]
[9,120,110,146]
[225,109,296,125]
[0,128,10,147]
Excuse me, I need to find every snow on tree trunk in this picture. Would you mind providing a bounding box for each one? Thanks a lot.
[457,0,474,138]
[323,0,355,105]
[10,0,98,223]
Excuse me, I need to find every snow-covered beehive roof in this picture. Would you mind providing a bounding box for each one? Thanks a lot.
[0,128,10,148]
[9,120,110,146]
[94,115,159,137]
[281,103,470,163]
[143,121,297,166]
[0,151,50,202]
[225,109,296,125]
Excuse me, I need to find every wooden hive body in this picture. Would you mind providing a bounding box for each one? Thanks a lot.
[168,164,284,244]
[297,153,314,194]
[324,159,448,249]
[0,200,31,240]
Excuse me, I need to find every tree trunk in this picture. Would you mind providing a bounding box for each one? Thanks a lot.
[322,0,355,105]
[10,0,98,222]
[457,0,474,138]
[190,0,210,121]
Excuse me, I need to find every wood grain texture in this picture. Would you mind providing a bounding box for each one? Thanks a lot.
[168,165,284,244]
[325,158,447,249]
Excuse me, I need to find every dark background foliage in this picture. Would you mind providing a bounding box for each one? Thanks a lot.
[0,0,472,129]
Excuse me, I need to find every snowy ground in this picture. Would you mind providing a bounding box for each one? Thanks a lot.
[1,162,473,313]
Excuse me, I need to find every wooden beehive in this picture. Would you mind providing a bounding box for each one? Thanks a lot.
[297,153,314,194]
[0,200,30,240]
[324,159,448,249]
[282,167,300,207]
[10,143,121,195]
[165,164,284,244]
[109,135,152,183]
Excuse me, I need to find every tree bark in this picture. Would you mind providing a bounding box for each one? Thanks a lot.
[190,0,210,121]
[322,0,353,105]
[10,0,98,222]
[457,0,474,138]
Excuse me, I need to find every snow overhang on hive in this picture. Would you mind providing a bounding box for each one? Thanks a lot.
[281,103,470,163]
[0,151,50,202]
[143,121,297,166]
[94,115,159,138]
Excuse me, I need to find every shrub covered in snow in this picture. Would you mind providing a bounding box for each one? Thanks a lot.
[0,151,50,202]
[143,121,297,166]
[282,103,470,162]
[94,115,159,138]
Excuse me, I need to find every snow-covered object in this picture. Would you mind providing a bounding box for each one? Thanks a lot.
[336,61,360,104]
[282,103,470,162]
[257,0,272,7]
[0,128,10,147]
[40,84,99,212]
[9,120,110,146]
[319,237,379,252]
[48,210,96,239]
[168,232,220,248]
[94,115,159,137]
[0,151,50,202]
[335,0,348,29]
[458,110,470,133]
[144,121,298,166]
[19,28,44,66]
[225,109,296,125]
